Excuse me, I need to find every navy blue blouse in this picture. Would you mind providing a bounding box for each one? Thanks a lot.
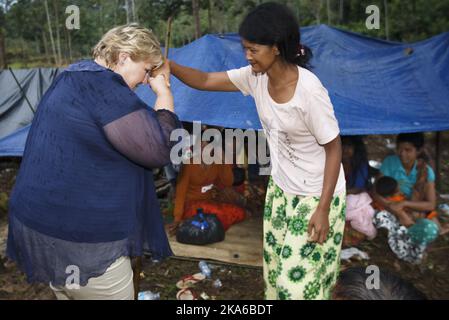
[7,60,181,286]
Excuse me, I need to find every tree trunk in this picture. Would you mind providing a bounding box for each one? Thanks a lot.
[53,0,62,65]
[384,0,390,40]
[114,0,118,25]
[0,28,6,69]
[164,15,174,58]
[34,35,40,56]
[314,0,322,25]
[326,0,331,25]
[125,0,130,24]
[192,0,201,39]
[131,0,138,23]
[339,0,344,23]
[42,30,50,64]
[208,0,213,33]
[21,37,28,67]
[44,0,58,65]
[64,23,73,63]
[125,0,136,23]
[99,0,104,35]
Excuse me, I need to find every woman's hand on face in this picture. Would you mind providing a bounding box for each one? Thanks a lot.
[308,207,330,245]
[152,59,171,88]
[147,74,170,96]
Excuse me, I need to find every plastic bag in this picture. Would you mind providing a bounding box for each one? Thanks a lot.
[176,209,225,245]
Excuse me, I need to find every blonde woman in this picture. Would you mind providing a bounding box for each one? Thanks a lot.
[6,24,180,300]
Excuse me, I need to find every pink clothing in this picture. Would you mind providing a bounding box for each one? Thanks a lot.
[346,192,377,240]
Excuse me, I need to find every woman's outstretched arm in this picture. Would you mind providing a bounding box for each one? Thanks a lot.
[155,60,239,92]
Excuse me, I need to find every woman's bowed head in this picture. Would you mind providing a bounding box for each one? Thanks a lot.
[92,23,169,92]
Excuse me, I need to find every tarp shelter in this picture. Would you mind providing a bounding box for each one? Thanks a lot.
[1,24,449,157]
[136,25,449,134]
[1,25,448,267]
[0,68,62,140]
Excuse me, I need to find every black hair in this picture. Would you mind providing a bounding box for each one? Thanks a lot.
[396,132,425,150]
[375,176,398,197]
[341,136,370,189]
[334,267,427,300]
[238,2,312,69]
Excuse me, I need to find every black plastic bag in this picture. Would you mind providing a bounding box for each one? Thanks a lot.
[176,209,225,245]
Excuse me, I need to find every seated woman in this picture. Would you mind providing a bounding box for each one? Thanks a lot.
[372,132,447,264]
[342,136,371,195]
[341,136,376,245]
[169,139,247,233]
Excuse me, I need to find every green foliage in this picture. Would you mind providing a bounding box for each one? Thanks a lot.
[1,0,448,67]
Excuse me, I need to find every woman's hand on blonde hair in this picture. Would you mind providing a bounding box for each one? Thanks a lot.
[149,74,174,112]
[152,59,171,88]
[148,74,170,96]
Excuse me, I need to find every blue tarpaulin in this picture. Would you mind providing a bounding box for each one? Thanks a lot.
[136,25,449,134]
[0,125,30,157]
[1,25,448,157]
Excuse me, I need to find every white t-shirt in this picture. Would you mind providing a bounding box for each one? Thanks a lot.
[227,65,346,196]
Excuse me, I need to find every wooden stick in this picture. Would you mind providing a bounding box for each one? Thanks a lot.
[164,15,173,59]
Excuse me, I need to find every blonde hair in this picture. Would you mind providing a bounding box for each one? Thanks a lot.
[92,24,163,69]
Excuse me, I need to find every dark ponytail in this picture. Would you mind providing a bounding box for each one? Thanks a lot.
[238,2,312,69]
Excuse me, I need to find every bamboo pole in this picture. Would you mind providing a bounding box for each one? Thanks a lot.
[44,0,58,65]
[52,0,62,65]
[384,0,390,40]
[164,15,173,59]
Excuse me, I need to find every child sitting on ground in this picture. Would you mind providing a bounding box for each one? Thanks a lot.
[372,176,447,264]
[374,176,446,233]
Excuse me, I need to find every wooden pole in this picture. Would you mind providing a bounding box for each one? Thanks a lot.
[52,0,62,66]
[192,0,201,40]
[164,15,173,59]
[0,28,6,69]
[44,0,58,65]
[384,0,390,40]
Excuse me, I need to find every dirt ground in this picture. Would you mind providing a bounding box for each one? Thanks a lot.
[1,133,448,300]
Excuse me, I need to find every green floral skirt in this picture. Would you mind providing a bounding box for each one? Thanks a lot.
[263,177,346,300]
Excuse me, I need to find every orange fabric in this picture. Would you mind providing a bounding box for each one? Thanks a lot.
[372,194,405,211]
[183,200,246,231]
[173,163,234,222]
[373,193,437,221]
[426,211,438,220]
